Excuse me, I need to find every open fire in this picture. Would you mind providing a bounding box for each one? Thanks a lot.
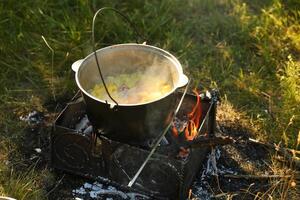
[51,91,218,199]
[172,90,202,141]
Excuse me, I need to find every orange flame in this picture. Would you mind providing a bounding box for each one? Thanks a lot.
[172,126,179,137]
[171,90,202,140]
[185,90,202,141]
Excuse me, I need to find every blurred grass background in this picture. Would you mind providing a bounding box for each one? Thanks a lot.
[0,0,299,199]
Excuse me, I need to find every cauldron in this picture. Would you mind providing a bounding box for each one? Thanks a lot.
[72,44,188,144]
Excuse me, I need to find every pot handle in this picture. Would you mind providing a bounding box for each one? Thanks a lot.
[91,8,145,107]
[177,74,189,88]
[71,59,84,73]
[92,7,144,45]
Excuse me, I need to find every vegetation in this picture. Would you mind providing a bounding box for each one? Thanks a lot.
[0,0,299,199]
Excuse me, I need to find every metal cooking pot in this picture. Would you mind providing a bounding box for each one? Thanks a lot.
[72,43,188,145]
[71,7,188,145]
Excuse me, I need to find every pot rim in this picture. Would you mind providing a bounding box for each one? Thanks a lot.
[75,43,188,107]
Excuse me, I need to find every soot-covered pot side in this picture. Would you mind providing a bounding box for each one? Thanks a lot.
[71,43,188,145]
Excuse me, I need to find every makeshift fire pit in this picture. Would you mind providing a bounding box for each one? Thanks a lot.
[51,90,226,199]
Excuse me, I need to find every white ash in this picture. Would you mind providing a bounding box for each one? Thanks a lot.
[191,182,212,200]
[75,115,93,135]
[75,115,89,131]
[91,183,102,191]
[73,186,86,195]
[218,164,238,175]
[19,110,43,125]
[190,147,240,199]
[203,147,221,176]
[72,181,150,199]
[83,182,93,189]
[34,148,42,153]
[202,147,239,176]
[190,148,222,200]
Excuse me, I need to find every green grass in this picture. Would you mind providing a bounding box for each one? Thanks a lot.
[0,0,299,199]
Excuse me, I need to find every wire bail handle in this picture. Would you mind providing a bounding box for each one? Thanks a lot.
[92,7,143,107]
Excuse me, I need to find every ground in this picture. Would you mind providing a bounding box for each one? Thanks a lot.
[0,0,299,199]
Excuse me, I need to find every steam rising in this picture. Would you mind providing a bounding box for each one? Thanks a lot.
[90,55,175,104]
